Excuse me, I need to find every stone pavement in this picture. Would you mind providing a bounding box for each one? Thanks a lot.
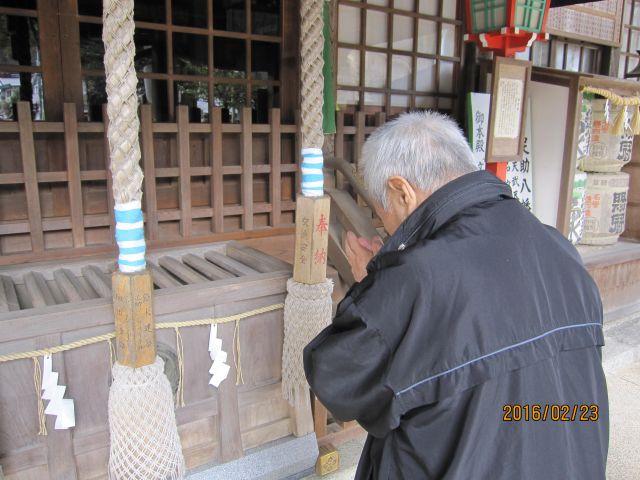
[606,361,640,480]
[305,360,640,480]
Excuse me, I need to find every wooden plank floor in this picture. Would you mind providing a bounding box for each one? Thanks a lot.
[239,235,296,265]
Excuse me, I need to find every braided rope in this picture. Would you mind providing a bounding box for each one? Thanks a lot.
[103,0,144,205]
[300,0,325,149]
[581,86,640,107]
[0,304,284,363]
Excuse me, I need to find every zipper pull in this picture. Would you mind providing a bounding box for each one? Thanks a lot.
[398,243,406,251]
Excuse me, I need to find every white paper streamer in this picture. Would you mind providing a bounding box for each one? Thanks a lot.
[208,325,230,388]
[41,354,75,429]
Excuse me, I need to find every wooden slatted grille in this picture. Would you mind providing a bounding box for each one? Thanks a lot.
[0,102,300,265]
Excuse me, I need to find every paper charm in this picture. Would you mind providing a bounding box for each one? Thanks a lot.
[41,355,75,430]
[208,325,230,388]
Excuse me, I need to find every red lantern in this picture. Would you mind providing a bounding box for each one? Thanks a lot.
[464,0,551,57]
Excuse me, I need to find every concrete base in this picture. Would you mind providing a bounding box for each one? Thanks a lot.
[188,433,318,480]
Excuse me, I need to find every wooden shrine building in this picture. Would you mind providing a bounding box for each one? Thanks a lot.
[1,0,640,478]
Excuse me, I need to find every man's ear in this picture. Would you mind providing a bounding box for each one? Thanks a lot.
[387,176,417,209]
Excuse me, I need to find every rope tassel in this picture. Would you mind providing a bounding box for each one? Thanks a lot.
[612,105,627,136]
[632,105,640,135]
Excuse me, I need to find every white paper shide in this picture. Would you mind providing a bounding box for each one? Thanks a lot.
[208,325,230,388]
[41,354,75,429]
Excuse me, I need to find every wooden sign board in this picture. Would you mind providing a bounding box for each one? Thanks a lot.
[112,270,156,368]
[546,0,624,47]
[486,57,532,164]
[293,195,331,285]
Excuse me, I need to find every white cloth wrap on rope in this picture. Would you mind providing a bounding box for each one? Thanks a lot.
[301,147,324,197]
[103,0,144,205]
[108,356,185,480]
[282,278,333,403]
[114,201,146,272]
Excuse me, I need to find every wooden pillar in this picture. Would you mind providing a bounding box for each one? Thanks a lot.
[112,270,156,367]
[486,162,507,182]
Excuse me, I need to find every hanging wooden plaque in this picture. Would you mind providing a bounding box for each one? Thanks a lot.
[486,56,532,163]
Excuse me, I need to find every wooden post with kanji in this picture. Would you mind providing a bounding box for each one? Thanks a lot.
[293,195,331,284]
[112,270,157,368]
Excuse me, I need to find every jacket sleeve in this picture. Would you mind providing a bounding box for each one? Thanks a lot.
[303,292,395,437]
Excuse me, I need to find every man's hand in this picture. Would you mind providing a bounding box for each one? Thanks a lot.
[344,231,384,283]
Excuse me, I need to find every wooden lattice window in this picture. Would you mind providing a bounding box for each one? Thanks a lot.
[620,0,640,78]
[336,0,462,115]
[75,0,287,123]
[0,1,44,120]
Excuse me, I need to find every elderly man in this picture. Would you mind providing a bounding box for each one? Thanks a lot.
[303,112,608,479]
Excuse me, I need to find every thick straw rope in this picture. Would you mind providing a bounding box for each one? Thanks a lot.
[581,86,640,106]
[300,0,325,149]
[282,279,333,404]
[103,0,143,204]
[281,0,333,407]
[102,1,176,476]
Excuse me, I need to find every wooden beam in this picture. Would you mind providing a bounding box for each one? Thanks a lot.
[1,275,20,311]
[557,76,582,236]
[148,262,182,289]
[215,315,244,462]
[241,107,254,230]
[0,272,8,312]
[17,102,44,253]
[57,0,84,117]
[211,107,224,233]
[82,265,112,298]
[182,253,235,280]
[63,103,85,247]
[24,272,57,308]
[158,256,208,284]
[270,108,282,227]
[54,268,94,302]
[177,105,192,237]
[141,104,159,240]
[225,242,291,273]
[334,111,345,189]
[313,395,328,439]
[204,251,259,276]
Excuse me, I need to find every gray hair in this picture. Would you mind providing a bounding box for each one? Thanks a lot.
[360,110,477,210]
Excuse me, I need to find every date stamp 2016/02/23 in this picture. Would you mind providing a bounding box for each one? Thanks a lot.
[502,404,599,422]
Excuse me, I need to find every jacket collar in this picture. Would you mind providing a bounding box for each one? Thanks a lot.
[368,170,513,271]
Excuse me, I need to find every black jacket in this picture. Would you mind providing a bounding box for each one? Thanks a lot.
[304,170,609,479]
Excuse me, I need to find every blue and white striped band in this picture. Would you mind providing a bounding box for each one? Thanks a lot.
[114,201,146,273]
[301,147,324,197]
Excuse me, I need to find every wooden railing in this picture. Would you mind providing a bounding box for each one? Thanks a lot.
[334,110,388,190]
[325,109,390,288]
[0,102,300,265]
